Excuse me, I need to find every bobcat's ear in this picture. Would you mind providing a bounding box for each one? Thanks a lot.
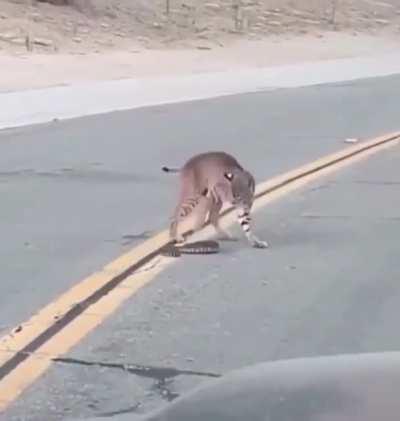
[224,172,234,181]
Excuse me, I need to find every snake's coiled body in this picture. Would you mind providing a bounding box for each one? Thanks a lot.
[161,240,220,257]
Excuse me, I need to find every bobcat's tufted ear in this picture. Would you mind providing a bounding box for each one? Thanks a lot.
[224,172,234,181]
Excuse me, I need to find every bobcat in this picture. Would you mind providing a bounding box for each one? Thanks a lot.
[162,151,268,248]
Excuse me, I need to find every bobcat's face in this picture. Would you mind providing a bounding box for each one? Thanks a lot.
[224,169,255,209]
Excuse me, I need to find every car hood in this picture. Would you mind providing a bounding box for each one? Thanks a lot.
[72,352,400,421]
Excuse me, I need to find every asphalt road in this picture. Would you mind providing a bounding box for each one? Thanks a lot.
[1,75,400,420]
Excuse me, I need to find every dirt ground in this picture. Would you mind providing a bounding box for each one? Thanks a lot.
[1,0,399,53]
[0,0,399,91]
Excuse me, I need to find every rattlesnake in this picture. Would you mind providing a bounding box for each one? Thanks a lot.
[161,240,220,257]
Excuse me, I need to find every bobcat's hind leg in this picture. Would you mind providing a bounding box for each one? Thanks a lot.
[208,199,237,241]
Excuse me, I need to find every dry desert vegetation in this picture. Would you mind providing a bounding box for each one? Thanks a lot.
[1,0,399,53]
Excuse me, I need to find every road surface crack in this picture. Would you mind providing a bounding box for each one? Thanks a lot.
[52,356,221,380]
[95,403,141,418]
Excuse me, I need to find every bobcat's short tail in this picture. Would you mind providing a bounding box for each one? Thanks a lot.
[162,166,180,173]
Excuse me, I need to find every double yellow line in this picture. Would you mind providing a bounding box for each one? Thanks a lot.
[0,131,399,411]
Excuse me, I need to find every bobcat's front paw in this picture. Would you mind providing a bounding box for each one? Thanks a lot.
[252,238,269,249]
[247,233,269,249]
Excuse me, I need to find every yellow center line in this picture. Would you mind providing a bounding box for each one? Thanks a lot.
[0,131,399,411]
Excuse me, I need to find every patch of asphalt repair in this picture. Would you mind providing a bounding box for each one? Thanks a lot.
[51,356,220,417]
